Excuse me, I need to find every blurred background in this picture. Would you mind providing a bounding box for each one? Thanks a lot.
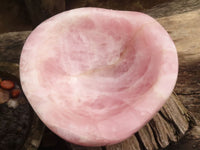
[0,0,171,34]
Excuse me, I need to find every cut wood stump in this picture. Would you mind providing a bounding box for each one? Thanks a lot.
[0,1,200,150]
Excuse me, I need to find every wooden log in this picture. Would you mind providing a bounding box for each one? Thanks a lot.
[0,31,30,63]
[107,94,195,150]
[157,9,200,120]
[0,7,200,150]
[164,125,200,150]
[145,0,200,18]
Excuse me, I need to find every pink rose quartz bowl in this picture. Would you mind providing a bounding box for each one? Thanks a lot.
[20,8,178,146]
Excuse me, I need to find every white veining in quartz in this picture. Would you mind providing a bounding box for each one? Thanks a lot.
[20,8,178,146]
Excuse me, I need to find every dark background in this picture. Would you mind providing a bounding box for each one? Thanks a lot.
[0,0,171,34]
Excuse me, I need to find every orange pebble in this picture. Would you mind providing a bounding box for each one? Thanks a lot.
[0,80,15,90]
[11,89,21,98]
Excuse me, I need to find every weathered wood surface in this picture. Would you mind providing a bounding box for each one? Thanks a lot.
[107,94,196,150]
[158,9,200,121]
[145,0,200,18]
[166,125,200,150]
[0,7,200,150]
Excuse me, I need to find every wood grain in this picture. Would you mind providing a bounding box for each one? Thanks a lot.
[158,9,200,120]
[145,0,200,18]
[107,94,194,150]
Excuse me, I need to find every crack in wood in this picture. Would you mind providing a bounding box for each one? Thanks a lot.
[176,93,200,96]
